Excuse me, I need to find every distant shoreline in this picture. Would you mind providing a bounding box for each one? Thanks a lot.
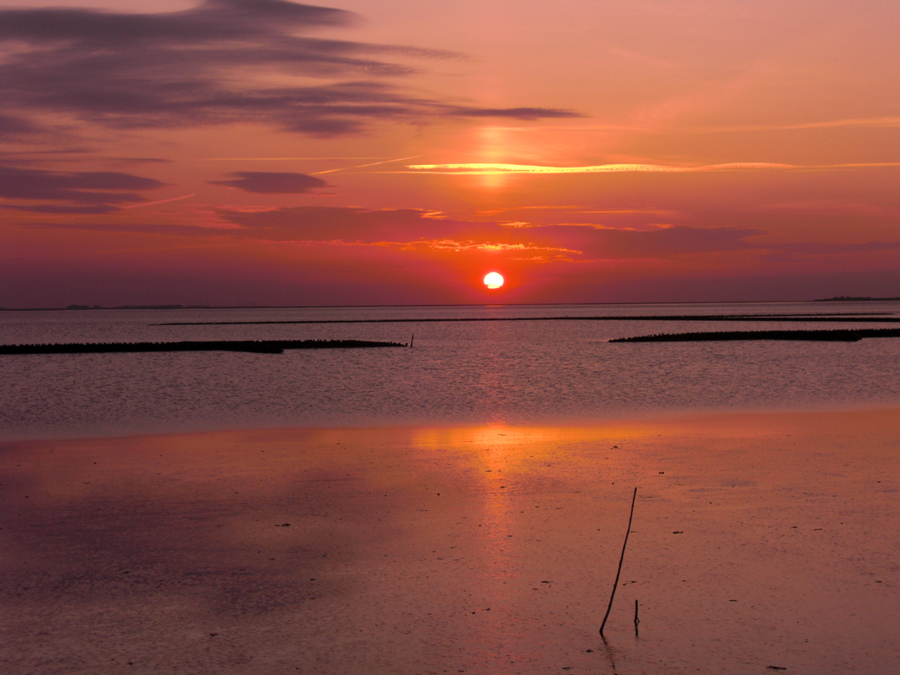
[153,314,900,326]
[815,296,900,302]
[2,297,900,312]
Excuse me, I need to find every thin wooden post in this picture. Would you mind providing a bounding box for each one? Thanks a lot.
[599,487,637,636]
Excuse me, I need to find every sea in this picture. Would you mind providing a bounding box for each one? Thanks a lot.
[2,301,899,441]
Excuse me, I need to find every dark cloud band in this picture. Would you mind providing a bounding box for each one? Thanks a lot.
[28,205,763,261]
[0,0,580,137]
[0,164,164,212]
[209,172,330,194]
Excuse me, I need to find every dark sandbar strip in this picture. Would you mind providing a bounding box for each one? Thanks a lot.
[609,328,900,343]
[0,339,406,356]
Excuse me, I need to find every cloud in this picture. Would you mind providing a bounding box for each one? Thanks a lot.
[442,107,583,120]
[217,208,769,260]
[110,157,174,165]
[403,161,900,176]
[213,206,470,242]
[769,241,900,256]
[0,163,165,212]
[0,113,37,139]
[26,222,227,236]
[3,204,125,215]
[209,172,330,193]
[404,162,795,175]
[0,0,580,137]
[699,116,900,134]
[560,225,763,259]
[31,205,764,261]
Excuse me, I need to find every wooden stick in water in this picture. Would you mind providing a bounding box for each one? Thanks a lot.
[599,487,637,636]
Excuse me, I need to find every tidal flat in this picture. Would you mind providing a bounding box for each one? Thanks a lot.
[1,409,898,674]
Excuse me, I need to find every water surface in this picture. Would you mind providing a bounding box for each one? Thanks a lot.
[2,301,899,440]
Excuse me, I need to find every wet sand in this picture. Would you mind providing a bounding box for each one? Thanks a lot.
[1,409,898,674]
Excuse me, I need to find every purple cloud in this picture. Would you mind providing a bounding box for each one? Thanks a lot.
[27,205,770,260]
[211,207,760,256]
[552,224,763,258]
[0,113,37,138]
[26,222,222,236]
[209,172,330,194]
[0,0,581,137]
[0,164,165,212]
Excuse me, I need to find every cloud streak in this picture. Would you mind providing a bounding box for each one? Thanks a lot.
[697,116,900,134]
[403,162,794,175]
[312,155,420,175]
[30,206,765,262]
[0,0,580,137]
[209,172,330,193]
[0,163,165,213]
[403,161,900,175]
[0,113,38,139]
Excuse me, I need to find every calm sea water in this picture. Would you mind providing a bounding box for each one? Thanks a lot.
[2,301,899,440]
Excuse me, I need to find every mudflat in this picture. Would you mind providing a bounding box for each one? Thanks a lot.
[1,408,898,674]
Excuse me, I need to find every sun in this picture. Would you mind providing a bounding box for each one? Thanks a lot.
[483,272,504,289]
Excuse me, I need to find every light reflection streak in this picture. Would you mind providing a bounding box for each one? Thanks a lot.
[410,423,650,660]
[410,424,652,574]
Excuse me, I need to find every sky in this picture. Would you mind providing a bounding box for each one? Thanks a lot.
[1,0,899,307]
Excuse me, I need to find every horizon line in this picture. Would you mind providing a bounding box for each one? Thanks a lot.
[2,297,899,312]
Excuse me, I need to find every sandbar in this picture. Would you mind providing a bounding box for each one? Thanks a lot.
[1,408,898,674]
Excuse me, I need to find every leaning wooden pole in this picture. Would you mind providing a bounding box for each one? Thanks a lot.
[599,487,638,636]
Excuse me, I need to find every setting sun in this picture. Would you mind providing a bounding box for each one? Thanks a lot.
[484,272,504,289]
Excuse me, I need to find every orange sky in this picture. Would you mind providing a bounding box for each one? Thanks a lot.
[1,0,899,306]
